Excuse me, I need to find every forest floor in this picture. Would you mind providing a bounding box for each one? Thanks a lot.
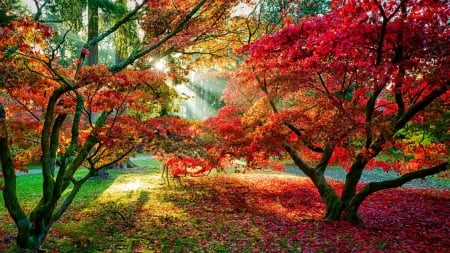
[1,159,449,252]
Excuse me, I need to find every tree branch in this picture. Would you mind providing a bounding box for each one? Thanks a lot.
[109,0,208,73]
[349,162,449,211]
[33,0,52,21]
[395,80,449,132]
[285,122,324,152]
[364,88,383,148]
[315,144,334,174]
[41,113,66,202]
[52,172,93,222]
[59,110,110,193]
[94,147,135,171]
[282,141,315,177]
[8,96,41,121]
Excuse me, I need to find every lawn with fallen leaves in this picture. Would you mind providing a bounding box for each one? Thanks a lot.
[1,167,449,252]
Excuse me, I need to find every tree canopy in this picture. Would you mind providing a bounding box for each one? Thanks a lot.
[207,0,449,222]
[0,0,248,250]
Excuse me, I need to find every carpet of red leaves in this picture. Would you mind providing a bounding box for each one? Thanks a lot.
[177,174,450,253]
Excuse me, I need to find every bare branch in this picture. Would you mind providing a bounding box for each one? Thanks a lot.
[8,96,41,121]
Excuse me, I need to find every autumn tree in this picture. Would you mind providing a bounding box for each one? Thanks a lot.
[208,0,449,223]
[179,0,330,71]
[0,18,165,251]
[0,0,243,250]
[170,1,331,123]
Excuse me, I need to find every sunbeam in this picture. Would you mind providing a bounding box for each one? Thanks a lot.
[175,73,226,120]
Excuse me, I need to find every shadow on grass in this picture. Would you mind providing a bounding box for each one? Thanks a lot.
[41,167,161,252]
[0,169,117,252]
[12,169,449,253]
[154,174,325,252]
[44,191,151,252]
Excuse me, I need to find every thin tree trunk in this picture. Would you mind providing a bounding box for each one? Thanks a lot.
[88,0,99,65]
[122,158,139,168]
[93,167,109,178]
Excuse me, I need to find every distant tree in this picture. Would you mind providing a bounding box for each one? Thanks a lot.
[113,0,139,63]
[46,0,125,65]
[0,0,26,26]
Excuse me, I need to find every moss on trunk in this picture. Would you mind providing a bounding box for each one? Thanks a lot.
[313,176,343,221]
[16,229,46,252]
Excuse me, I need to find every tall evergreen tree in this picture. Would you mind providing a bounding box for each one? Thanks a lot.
[0,0,24,26]
[51,0,126,64]
[113,0,139,63]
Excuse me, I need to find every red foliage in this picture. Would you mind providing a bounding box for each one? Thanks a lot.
[164,156,212,177]
[3,172,445,252]
[0,18,180,172]
[212,0,449,174]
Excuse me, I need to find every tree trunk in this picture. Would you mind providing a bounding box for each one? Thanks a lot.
[87,0,99,65]
[1,104,45,251]
[310,173,343,221]
[15,227,48,252]
[283,141,343,220]
[341,155,366,205]
[342,201,361,224]
[122,158,139,169]
[343,162,450,224]
[92,167,109,178]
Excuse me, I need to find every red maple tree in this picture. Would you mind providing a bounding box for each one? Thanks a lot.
[207,0,449,223]
[0,0,243,250]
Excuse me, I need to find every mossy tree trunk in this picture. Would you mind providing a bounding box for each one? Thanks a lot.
[1,94,109,251]
[87,0,99,65]
[283,142,343,221]
[282,134,449,224]
[1,0,210,250]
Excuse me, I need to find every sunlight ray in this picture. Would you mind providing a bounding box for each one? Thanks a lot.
[175,83,221,120]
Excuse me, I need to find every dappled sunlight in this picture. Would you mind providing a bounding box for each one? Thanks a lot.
[108,179,148,192]
[165,173,450,252]
[153,59,169,73]
[8,169,447,252]
[93,173,188,219]
[245,174,326,220]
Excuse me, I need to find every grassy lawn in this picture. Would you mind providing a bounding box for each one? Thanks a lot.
[1,160,449,252]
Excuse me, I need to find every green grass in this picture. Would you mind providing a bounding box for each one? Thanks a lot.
[1,167,98,208]
[0,160,160,250]
[0,159,161,208]
[131,158,162,168]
